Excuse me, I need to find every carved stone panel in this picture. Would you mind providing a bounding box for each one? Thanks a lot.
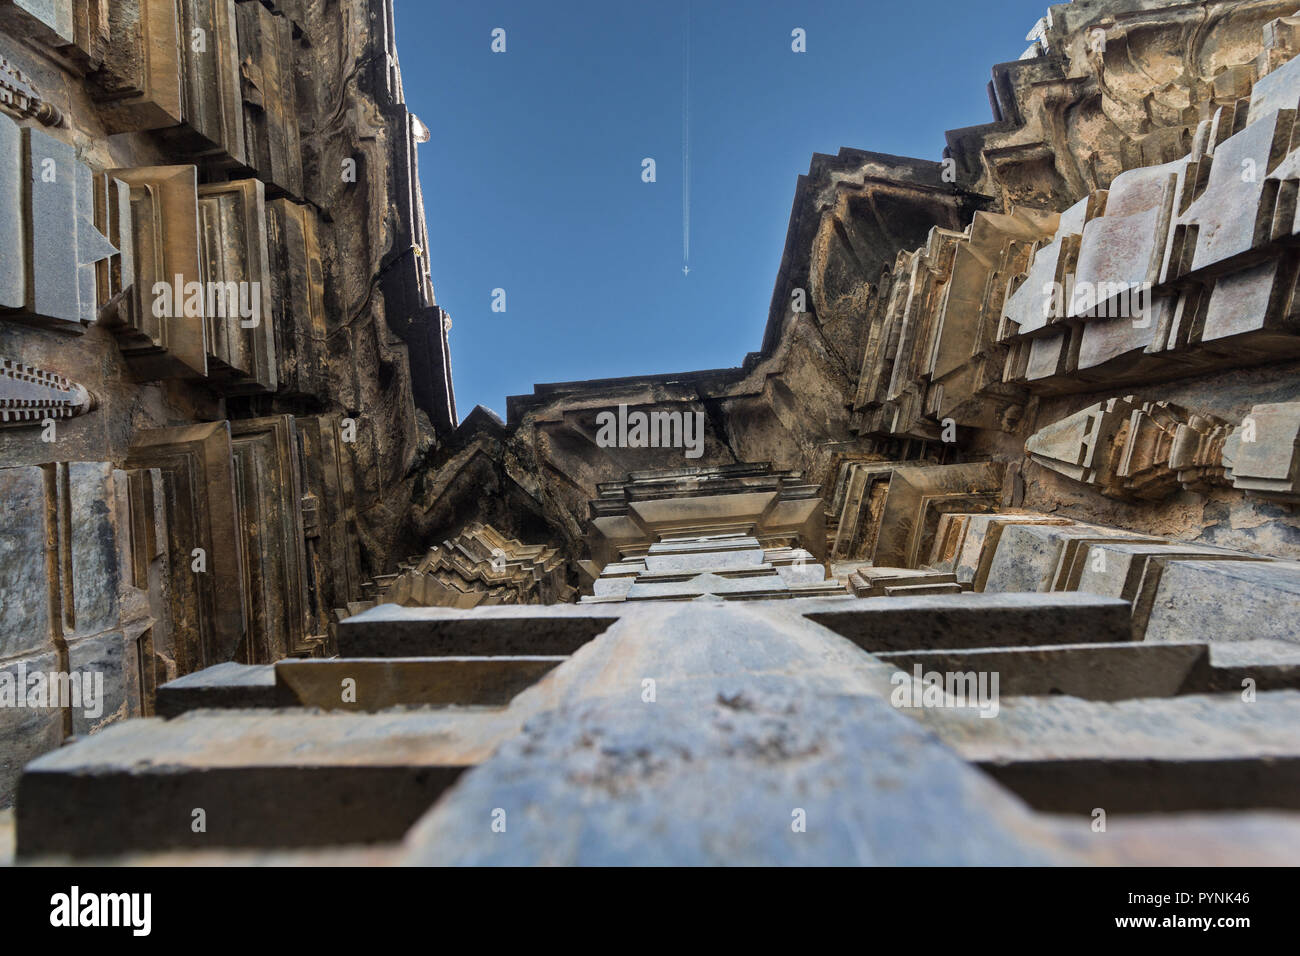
[125,421,247,673]
[196,178,276,392]
[0,357,95,426]
[175,0,246,163]
[104,164,208,379]
[235,1,302,195]
[0,114,119,331]
[229,415,313,661]
[267,198,327,396]
[86,0,185,134]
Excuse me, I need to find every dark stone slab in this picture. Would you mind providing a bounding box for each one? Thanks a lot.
[155,661,285,717]
[802,592,1132,652]
[337,604,621,657]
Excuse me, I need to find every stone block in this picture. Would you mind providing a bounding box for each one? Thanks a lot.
[235,1,302,195]
[274,657,566,710]
[126,422,247,672]
[0,649,62,809]
[337,604,621,658]
[876,641,1208,700]
[0,0,73,45]
[196,178,276,392]
[267,199,327,396]
[155,661,282,717]
[0,466,51,662]
[0,116,119,330]
[1146,559,1300,645]
[1226,401,1300,500]
[926,692,1300,814]
[88,0,185,134]
[803,591,1131,652]
[16,710,487,856]
[981,521,1161,593]
[104,164,208,379]
[229,415,311,660]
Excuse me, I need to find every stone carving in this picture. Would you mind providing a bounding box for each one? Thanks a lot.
[0,357,95,425]
[1224,401,1300,501]
[0,55,62,126]
[1026,396,1235,500]
[234,1,302,195]
[7,0,1300,865]
[1026,397,1300,501]
[370,523,574,609]
[125,422,247,673]
[0,113,120,331]
[196,178,276,393]
[102,164,208,379]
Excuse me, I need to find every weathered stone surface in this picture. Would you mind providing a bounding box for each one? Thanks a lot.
[126,422,246,672]
[196,178,276,392]
[104,164,209,379]
[16,709,488,856]
[803,592,1130,652]
[155,661,282,717]
[400,602,1080,865]
[1145,559,1300,645]
[876,642,1207,701]
[5,0,1300,866]
[275,657,566,710]
[0,115,118,330]
[337,604,620,658]
[922,692,1300,813]
[0,466,51,662]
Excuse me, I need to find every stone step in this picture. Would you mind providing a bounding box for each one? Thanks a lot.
[877,640,1300,702]
[883,582,964,596]
[801,592,1131,652]
[876,642,1208,700]
[337,603,621,657]
[915,691,1300,814]
[155,662,283,717]
[274,657,566,709]
[16,709,514,858]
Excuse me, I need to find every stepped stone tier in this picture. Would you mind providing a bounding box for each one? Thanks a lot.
[4,0,1300,865]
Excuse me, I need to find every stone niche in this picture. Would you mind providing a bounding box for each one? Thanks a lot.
[0,112,120,332]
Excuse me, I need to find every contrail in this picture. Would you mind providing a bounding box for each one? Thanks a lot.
[682,0,690,276]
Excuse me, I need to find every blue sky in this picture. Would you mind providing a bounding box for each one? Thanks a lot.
[396,0,1052,418]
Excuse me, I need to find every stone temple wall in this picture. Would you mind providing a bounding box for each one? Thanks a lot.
[0,0,453,805]
[4,0,1300,864]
